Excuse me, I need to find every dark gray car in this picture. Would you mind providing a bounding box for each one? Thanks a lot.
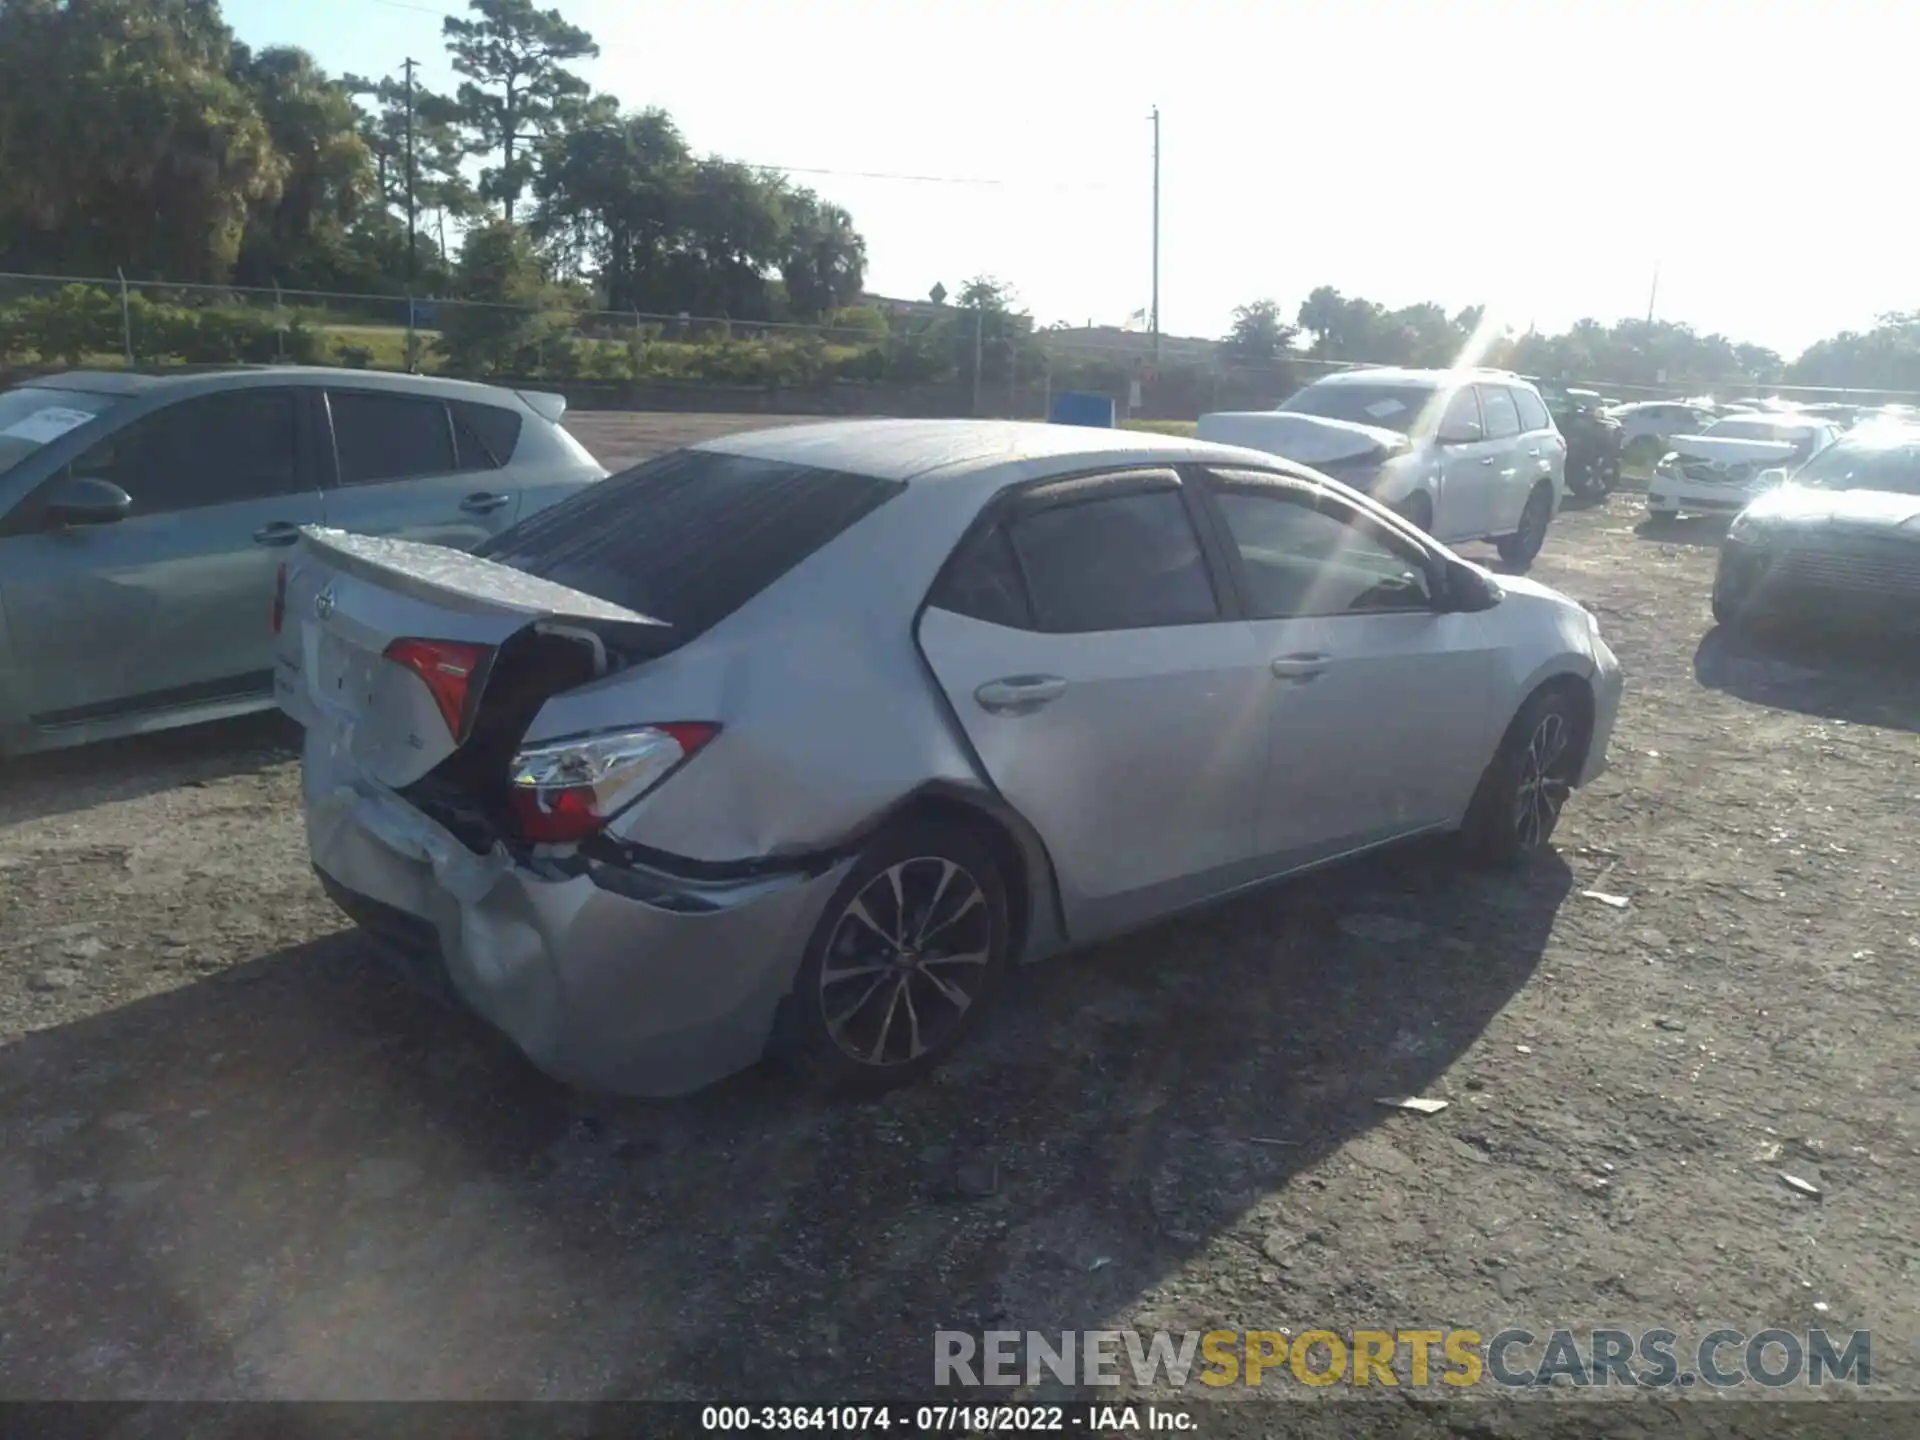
[0,367,606,757]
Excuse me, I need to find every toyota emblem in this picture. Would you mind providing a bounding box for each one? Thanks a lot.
[313,584,337,621]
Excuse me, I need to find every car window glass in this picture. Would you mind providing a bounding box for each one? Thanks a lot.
[1511,387,1551,433]
[1008,488,1218,632]
[1478,385,1523,440]
[1210,478,1433,619]
[450,401,524,471]
[71,390,297,515]
[330,392,455,485]
[928,524,1033,629]
[1438,388,1483,442]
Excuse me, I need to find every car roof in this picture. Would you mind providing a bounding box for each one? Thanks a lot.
[690,418,1295,485]
[26,366,536,406]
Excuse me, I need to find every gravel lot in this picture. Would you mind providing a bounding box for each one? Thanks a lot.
[1,414,1915,1414]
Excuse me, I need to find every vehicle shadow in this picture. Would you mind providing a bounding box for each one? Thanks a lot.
[0,711,297,828]
[1693,622,1920,733]
[0,841,1571,1400]
[1633,513,1728,549]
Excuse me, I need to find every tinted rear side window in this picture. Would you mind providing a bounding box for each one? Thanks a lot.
[329,392,456,484]
[451,401,524,470]
[476,448,905,636]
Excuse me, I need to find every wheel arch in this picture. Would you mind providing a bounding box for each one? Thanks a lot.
[860,779,1070,965]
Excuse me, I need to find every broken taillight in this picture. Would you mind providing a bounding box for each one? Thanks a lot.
[382,638,492,741]
[509,723,720,844]
[270,563,287,636]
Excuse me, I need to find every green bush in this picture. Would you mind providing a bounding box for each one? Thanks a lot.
[13,284,123,364]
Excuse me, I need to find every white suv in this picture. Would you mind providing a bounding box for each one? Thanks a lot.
[1198,367,1569,569]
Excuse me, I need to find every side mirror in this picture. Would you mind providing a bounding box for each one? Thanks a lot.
[1755,467,1788,487]
[1441,557,1503,612]
[1436,426,1484,447]
[44,475,133,527]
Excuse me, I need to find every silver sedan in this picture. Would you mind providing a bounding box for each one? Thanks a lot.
[275,421,1623,1096]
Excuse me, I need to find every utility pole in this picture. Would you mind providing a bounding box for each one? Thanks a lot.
[1149,106,1161,363]
[1646,260,1660,326]
[402,58,420,289]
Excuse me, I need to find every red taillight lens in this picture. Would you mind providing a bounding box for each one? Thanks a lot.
[382,638,492,741]
[270,563,287,636]
[509,722,720,844]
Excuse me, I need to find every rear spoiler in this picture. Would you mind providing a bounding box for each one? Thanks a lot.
[516,389,567,424]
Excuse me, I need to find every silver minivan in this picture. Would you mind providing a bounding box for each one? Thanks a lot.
[0,367,606,757]
[1199,367,1569,569]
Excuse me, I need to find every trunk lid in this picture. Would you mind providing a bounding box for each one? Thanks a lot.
[275,526,669,789]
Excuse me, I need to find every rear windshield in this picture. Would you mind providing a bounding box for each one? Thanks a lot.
[1277,382,1440,434]
[475,448,905,636]
[0,387,121,477]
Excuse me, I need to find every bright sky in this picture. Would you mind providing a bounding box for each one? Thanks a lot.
[227,0,1914,358]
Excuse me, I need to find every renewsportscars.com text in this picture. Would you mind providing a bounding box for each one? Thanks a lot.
[934,1327,1872,1390]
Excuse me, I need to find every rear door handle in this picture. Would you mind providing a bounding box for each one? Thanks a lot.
[253,522,301,546]
[1480,456,1497,466]
[460,492,513,514]
[1271,653,1332,682]
[974,675,1067,714]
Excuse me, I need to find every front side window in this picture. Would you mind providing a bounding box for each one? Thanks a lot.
[1437,388,1484,443]
[69,390,297,514]
[1478,385,1523,440]
[329,391,456,485]
[1006,488,1218,633]
[1207,472,1433,619]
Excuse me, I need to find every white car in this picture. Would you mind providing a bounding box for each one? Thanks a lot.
[1645,415,1840,520]
[1606,400,1720,463]
[1199,368,1568,569]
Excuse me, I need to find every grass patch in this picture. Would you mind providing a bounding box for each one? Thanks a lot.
[1121,418,1198,438]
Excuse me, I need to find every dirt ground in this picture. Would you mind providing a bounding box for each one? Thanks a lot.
[1,414,1915,1417]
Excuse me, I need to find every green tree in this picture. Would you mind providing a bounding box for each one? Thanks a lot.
[437,219,573,375]
[345,71,480,269]
[531,105,695,311]
[232,46,374,287]
[1223,299,1294,361]
[0,0,285,280]
[442,0,599,224]
[780,191,867,320]
[1296,285,1348,358]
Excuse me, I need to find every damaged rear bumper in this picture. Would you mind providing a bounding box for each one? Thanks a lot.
[302,742,851,1097]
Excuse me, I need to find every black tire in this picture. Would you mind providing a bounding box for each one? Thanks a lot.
[1460,685,1588,867]
[1644,505,1679,528]
[1625,434,1665,468]
[776,820,1011,1095]
[1495,484,1554,569]
[1393,491,1434,534]
[1711,590,1738,627]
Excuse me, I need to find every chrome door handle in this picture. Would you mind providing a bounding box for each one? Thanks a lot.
[1480,456,1496,466]
[975,675,1067,714]
[460,492,513,514]
[253,522,302,546]
[1271,653,1331,682]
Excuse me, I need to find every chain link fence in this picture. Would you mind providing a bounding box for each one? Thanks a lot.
[5,270,1918,419]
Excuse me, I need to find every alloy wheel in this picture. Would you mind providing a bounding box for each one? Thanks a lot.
[1513,711,1574,849]
[817,857,993,1067]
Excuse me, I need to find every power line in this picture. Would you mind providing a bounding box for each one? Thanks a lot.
[358,0,1119,192]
